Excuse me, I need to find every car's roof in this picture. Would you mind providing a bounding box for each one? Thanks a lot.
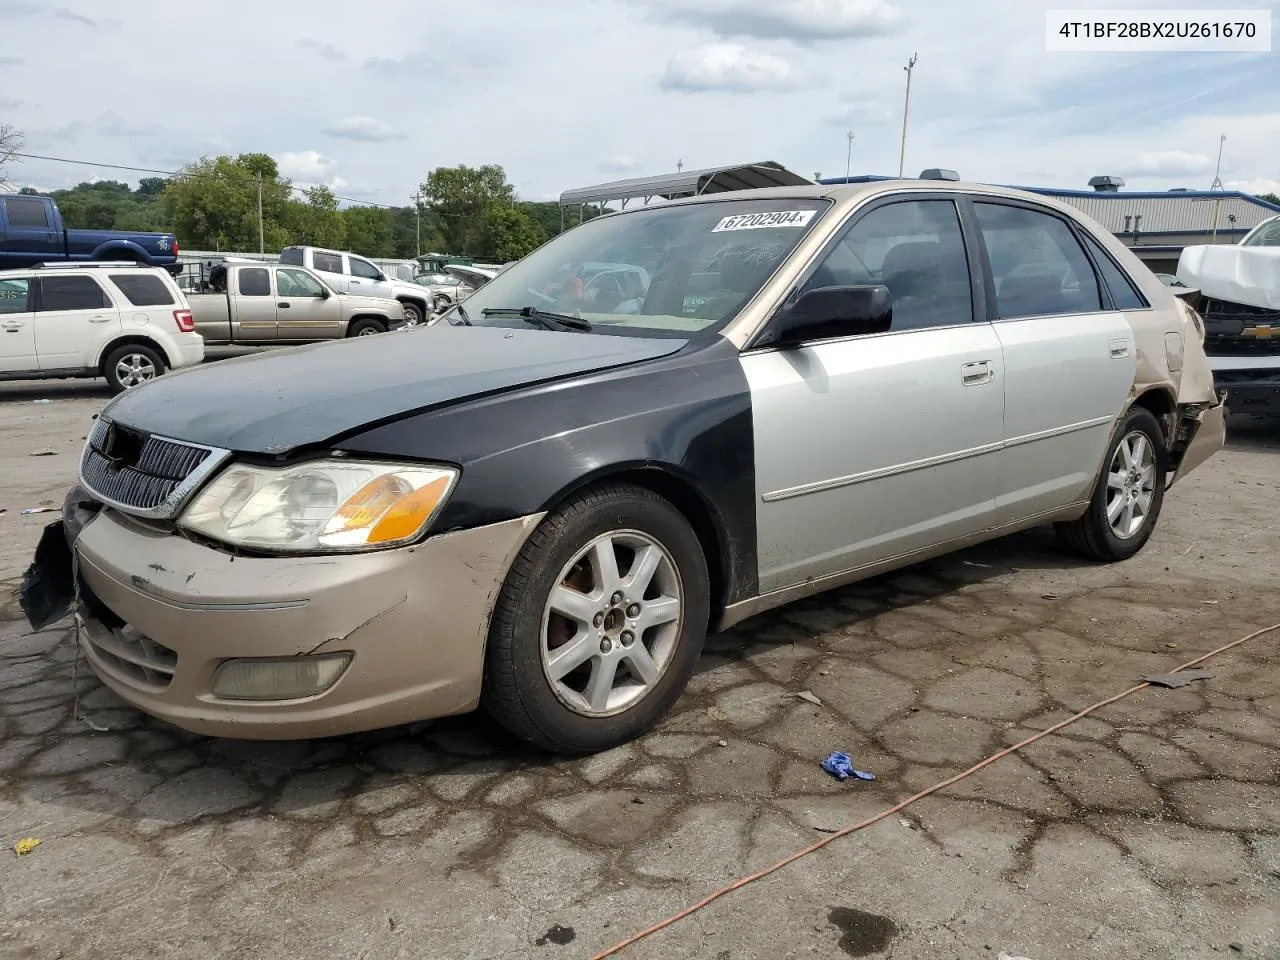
[0,263,173,279]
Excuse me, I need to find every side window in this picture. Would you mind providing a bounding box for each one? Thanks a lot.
[350,257,381,279]
[279,248,305,265]
[801,199,973,331]
[38,275,110,311]
[1081,233,1149,310]
[238,268,272,297]
[311,251,344,274]
[278,269,325,298]
[0,278,32,313]
[109,273,175,307]
[3,197,52,229]
[974,203,1103,319]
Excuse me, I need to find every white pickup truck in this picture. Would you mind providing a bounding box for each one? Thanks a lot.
[279,246,433,325]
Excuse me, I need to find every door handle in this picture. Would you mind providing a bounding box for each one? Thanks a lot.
[278,302,291,308]
[89,315,112,323]
[961,360,993,385]
[1,320,23,330]
[1109,338,1130,359]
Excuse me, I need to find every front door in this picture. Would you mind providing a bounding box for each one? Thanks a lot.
[969,199,1136,523]
[232,266,278,341]
[33,274,121,370]
[0,276,37,372]
[275,268,342,340]
[743,196,1006,594]
[1,196,61,265]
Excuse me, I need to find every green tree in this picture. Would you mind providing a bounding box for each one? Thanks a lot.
[420,163,515,255]
[342,206,397,258]
[1261,193,1279,207]
[0,122,20,187]
[476,206,546,261]
[162,154,293,250]
[518,200,605,240]
[137,177,167,196]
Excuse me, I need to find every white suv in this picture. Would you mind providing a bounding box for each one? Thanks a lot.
[0,262,205,394]
[278,246,432,325]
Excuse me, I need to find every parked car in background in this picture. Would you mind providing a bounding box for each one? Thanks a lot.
[279,246,431,325]
[0,194,181,274]
[21,180,1223,754]
[187,261,406,346]
[1177,213,1280,415]
[0,262,203,393]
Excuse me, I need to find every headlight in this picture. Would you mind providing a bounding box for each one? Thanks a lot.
[180,459,458,552]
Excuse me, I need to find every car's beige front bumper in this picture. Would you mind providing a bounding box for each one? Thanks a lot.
[73,508,541,739]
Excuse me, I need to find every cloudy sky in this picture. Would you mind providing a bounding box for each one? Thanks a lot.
[2,0,1277,206]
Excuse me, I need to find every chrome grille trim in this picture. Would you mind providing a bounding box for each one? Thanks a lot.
[79,417,231,520]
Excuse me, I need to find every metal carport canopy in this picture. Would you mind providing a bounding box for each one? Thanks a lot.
[558,161,813,206]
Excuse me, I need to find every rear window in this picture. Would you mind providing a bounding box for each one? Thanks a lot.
[312,251,344,273]
[0,278,32,313]
[238,268,272,297]
[2,196,52,229]
[38,275,111,311]
[109,273,175,306]
[279,248,305,265]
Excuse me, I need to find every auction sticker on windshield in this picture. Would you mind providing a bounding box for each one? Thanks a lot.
[712,210,817,232]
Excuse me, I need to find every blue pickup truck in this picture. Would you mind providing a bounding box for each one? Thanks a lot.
[0,193,181,274]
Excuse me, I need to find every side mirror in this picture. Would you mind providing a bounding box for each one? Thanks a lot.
[764,284,893,348]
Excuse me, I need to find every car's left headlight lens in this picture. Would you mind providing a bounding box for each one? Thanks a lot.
[180,460,458,553]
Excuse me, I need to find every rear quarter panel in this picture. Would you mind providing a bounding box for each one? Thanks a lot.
[187,293,232,343]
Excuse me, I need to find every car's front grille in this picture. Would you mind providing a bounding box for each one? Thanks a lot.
[84,622,178,691]
[79,418,227,518]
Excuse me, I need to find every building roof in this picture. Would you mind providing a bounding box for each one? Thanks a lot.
[560,161,812,206]
[817,176,1280,237]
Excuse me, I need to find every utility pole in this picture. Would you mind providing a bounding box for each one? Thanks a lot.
[1210,134,1226,190]
[845,130,856,182]
[898,53,918,178]
[412,192,423,257]
[676,158,684,173]
[256,176,265,254]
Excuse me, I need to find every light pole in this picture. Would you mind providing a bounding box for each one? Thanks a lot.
[411,192,422,257]
[845,130,856,182]
[1210,134,1226,190]
[898,52,918,178]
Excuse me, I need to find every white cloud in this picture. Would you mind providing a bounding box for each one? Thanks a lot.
[825,92,895,127]
[275,150,339,181]
[1225,178,1280,197]
[648,0,904,42]
[661,43,802,93]
[296,38,345,62]
[1122,151,1214,178]
[599,154,638,173]
[323,116,407,142]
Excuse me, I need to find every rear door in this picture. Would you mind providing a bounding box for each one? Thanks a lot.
[33,273,121,369]
[969,198,1136,523]
[0,276,37,372]
[744,195,1006,592]
[275,267,342,340]
[1,197,62,266]
[231,266,278,341]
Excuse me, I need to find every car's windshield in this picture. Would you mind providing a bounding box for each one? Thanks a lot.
[1242,217,1280,248]
[443,197,832,337]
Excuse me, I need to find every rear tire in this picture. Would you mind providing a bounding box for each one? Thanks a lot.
[347,318,387,337]
[400,301,424,325]
[103,343,165,395]
[1055,406,1167,561]
[481,483,710,754]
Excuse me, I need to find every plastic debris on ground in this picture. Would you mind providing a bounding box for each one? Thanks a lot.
[998,953,1033,960]
[790,690,823,706]
[29,449,57,457]
[14,838,42,856]
[1143,669,1213,689]
[33,399,52,404]
[20,507,57,515]
[820,752,875,782]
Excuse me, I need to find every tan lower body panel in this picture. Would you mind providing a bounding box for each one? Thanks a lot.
[1171,395,1227,486]
[73,509,542,739]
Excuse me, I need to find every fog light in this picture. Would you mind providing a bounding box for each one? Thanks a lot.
[211,654,351,700]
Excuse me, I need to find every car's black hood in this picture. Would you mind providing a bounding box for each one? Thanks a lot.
[103,325,688,455]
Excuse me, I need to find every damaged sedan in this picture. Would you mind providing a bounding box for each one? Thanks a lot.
[22,181,1225,753]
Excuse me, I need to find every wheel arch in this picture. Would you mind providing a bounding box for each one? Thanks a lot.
[536,463,734,629]
[1128,386,1178,444]
[96,334,172,372]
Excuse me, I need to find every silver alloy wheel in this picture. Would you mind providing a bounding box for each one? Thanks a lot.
[357,325,380,336]
[1106,430,1156,540]
[115,353,158,388]
[541,529,684,717]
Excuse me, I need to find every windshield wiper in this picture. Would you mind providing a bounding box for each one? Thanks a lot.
[481,306,592,331]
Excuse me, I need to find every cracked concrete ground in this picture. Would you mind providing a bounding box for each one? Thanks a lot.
[1,380,1277,960]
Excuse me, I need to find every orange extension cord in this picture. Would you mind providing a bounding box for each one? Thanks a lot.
[591,620,1280,959]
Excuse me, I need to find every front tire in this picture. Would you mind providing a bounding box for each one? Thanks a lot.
[347,318,387,337]
[400,301,424,325]
[482,483,710,754]
[103,343,165,394]
[1055,406,1167,561]
[432,295,451,313]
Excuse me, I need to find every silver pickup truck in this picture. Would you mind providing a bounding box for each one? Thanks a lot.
[187,261,406,346]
